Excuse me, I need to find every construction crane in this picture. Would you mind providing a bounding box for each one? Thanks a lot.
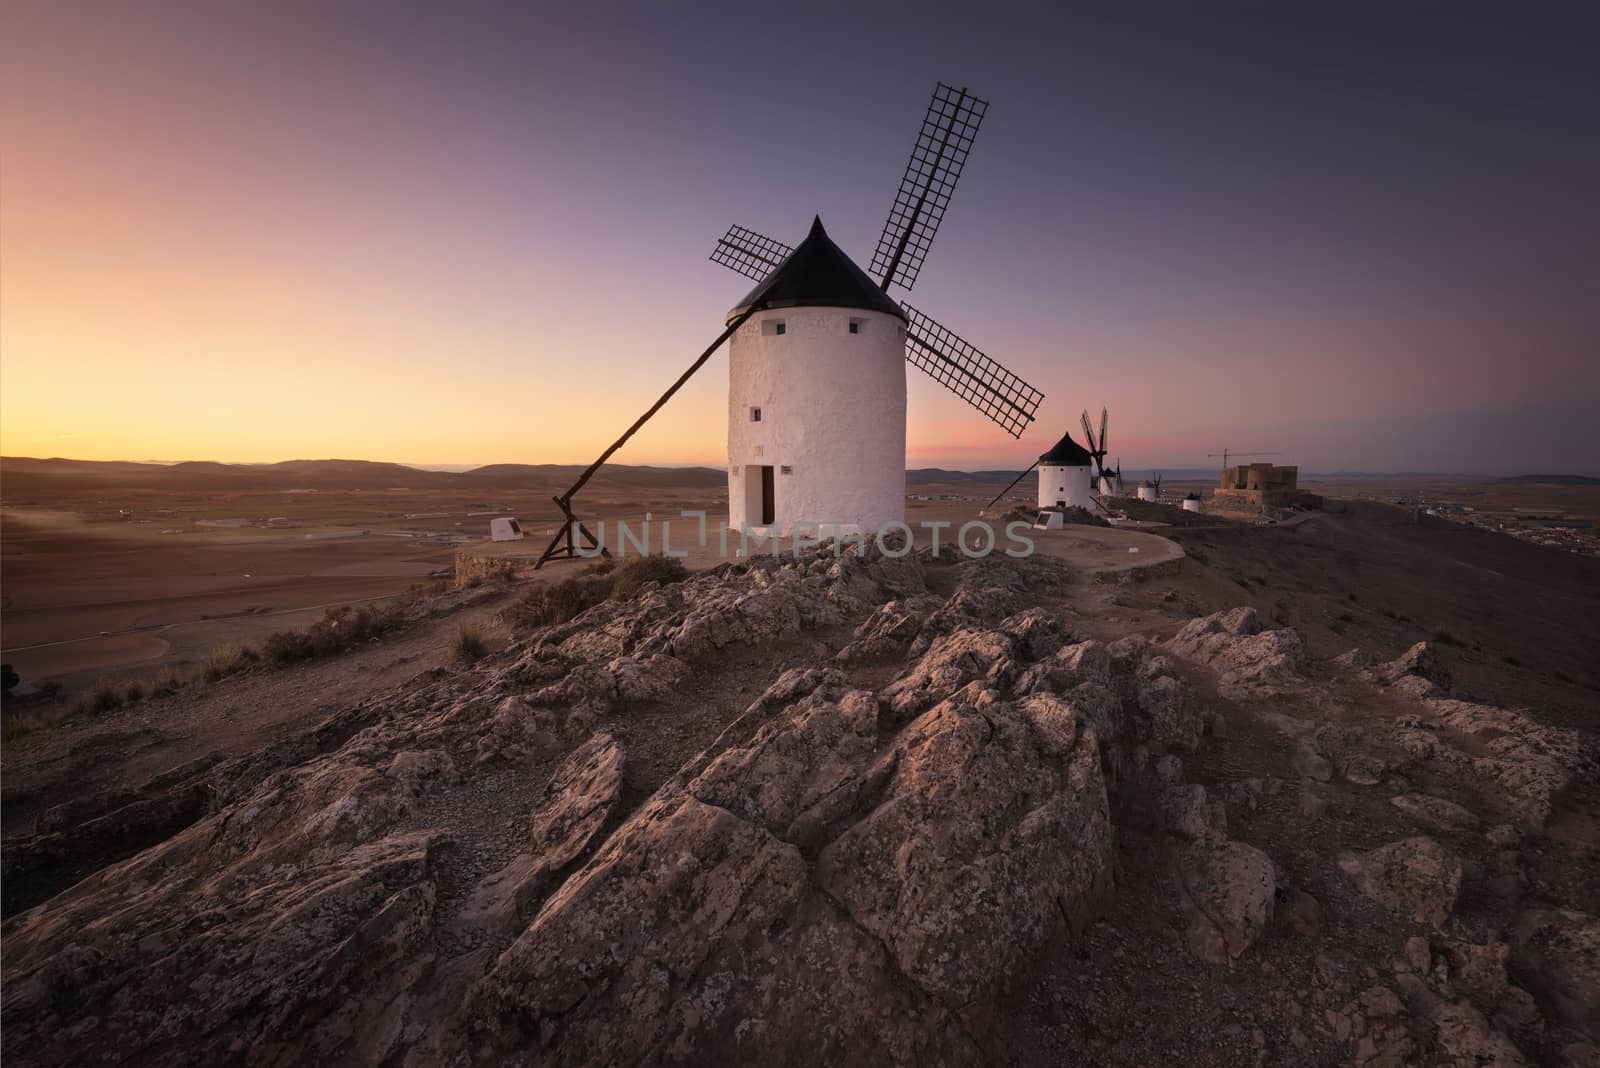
[1207,449,1280,469]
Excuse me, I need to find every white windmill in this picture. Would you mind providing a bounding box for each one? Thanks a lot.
[534,83,1044,563]
[722,218,914,535]
[1037,431,1096,511]
[979,426,1095,525]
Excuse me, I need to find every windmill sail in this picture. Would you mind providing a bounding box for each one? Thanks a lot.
[900,303,1039,438]
[1081,410,1108,477]
[871,84,989,292]
[708,225,1040,439]
[710,225,794,282]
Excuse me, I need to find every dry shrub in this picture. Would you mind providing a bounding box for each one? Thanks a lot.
[264,602,409,664]
[149,667,183,696]
[1,703,73,740]
[450,624,489,663]
[608,555,689,599]
[85,679,121,715]
[2,668,178,740]
[463,558,516,588]
[506,556,689,631]
[507,571,612,630]
[200,643,259,682]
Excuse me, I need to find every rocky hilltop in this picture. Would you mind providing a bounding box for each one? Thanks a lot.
[3,541,1598,1066]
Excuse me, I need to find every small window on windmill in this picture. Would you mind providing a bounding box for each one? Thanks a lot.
[762,319,786,336]
[731,465,741,475]
[754,445,764,457]
[750,406,762,423]
[780,465,793,475]
[848,318,861,334]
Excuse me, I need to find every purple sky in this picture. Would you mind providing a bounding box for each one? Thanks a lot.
[3,2,1597,473]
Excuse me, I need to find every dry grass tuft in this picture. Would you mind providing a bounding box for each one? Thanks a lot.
[450,624,489,663]
[505,556,689,631]
[264,602,409,665]
[200,643,259,682]
[150,667,183,696]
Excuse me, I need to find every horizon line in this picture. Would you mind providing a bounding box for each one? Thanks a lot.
[3,454,1594,481]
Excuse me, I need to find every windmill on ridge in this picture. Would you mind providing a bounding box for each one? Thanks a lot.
[536,82,1044,566]
[1081,407,1123,496]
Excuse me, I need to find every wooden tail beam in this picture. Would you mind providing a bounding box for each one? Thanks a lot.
[535,307,758,570]
[984,460,1038,511]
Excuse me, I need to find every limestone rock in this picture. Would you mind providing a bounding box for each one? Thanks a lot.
[834,595,940,663]
[1166,607,1306,698]
[1339,836,1462,927]
[690,686,879,849]
[1389,793,1481,833]
[883,626,1020,720]
[1430,1001,1529,1067]
[3,828,445,1065]
[454,734,624,940]
[819,683,1114,1005]
[1446,938,1543,1039]
[1512,909,1600,1041]
[469,794,811,1059]
[1135,673,1204,750]
[1375,641,1447,696]
[1177,837,1277,963]
[1405,699,1592,830]
[1160,784,1228,839]
[1341,753,1387,785]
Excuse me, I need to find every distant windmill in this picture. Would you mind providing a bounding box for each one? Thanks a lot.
[981,426,1095,514]
[1081,408,1122,495]
[1137,473,1162,502]
[536,82,1043,567]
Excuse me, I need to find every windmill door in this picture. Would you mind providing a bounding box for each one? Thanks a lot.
[760,465,775,525]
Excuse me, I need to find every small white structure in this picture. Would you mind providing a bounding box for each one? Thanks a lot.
[1036,430,1095,511]
[1182,494,1203,513]
[489,517,525,541]
[1136,481,1159,502]
[1033,510,1065,530]
[726,218,906,537]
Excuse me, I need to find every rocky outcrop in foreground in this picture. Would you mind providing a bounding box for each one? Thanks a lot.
[3,559,1595,1066]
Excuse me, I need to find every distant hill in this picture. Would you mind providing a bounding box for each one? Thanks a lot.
[461,464,726,489]
[906,469,1018,484]
[0,456,455,492]
[1496,474,1600,486]
[0,457,174,476]
[0,456,725,494]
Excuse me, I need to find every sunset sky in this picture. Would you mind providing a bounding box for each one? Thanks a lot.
[2,3,1596,474]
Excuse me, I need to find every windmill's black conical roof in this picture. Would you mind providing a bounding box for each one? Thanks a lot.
[1039,430,1093,465]
[727,216,906,324]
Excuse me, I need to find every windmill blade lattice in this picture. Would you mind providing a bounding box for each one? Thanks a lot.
[871,83,989,292]
[901,303,1040,438]
[710,225,794,282]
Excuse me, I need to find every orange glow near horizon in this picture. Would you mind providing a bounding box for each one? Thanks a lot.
[3,7,1594,476]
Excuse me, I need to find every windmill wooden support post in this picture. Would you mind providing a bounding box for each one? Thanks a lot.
[533,307,757,570]
[534,493,610,569]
